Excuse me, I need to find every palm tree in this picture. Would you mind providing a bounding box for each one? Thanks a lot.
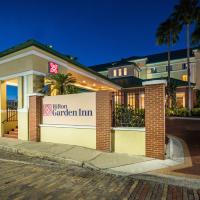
[172,0,200,111]
[44,73,78,95]
[156,18,181,107]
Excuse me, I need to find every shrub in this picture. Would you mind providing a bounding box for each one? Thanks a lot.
[191,108,200,116]
[114,105,145,127]
[166,108,190,117]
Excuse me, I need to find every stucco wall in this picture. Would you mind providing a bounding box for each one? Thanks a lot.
[40,125,96,149]
[112,128,145,156]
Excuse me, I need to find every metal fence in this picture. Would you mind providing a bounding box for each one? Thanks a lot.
[112,92,145,127]
[7,100,18,122]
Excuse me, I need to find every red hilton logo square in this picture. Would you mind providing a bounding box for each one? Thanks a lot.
[48,62,58,74]
[43,104,53,116]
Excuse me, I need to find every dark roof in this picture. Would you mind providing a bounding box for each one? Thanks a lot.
[111,76,143,88]
[90,48,197,72]
[132,48,194,64]
[111,76,194,89]
[0,39,119,88]
[144,77,195,87]
[89,59,140,72]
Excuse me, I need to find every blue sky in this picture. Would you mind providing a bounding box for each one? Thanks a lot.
[0,0,190,66]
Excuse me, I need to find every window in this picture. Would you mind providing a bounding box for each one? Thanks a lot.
[118,68,122,76]
[182,63,187,70]
[176,92,185,108]
[139,93,145,109]
[182,75,188,81]
[151,67,157,73]
[123,68,128,76]
[113,69,117,77]
[166,65,172,71]
[127,93,135,108]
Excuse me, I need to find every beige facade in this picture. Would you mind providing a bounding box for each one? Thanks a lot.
[0,42,120,140]
[112,128,145,156]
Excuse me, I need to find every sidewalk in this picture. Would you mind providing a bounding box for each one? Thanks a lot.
[0,137,184,172]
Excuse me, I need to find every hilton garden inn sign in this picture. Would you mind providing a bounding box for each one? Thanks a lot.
[43,92,96,126]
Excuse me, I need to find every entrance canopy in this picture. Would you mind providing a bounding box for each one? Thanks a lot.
[0,39,121,91]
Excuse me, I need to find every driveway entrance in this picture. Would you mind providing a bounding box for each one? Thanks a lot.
[166,117,200,176]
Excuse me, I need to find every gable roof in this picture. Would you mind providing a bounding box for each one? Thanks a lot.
[90,48,197,72]
[0,39,120,88]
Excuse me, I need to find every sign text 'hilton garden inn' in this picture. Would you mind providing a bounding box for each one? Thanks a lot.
[42,93,96,126]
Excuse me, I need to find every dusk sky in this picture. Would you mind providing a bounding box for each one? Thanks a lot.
[0,0,191,66]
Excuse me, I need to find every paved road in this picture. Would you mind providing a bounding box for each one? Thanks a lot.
[0,150,199,200]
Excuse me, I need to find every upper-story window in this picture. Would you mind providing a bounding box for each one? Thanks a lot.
[182,63,187,70]
[113,69,117,77]
[166,65,173,71]
[151,67,157,73]
[123,68,127,76]
[118,68,122,76]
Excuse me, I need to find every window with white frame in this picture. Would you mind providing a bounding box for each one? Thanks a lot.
[123,67,128,76]
[176,92,186,108]
[127,93,135,108]
[139,93,145,109]
[118,68,122,76]
[113,69,117,77]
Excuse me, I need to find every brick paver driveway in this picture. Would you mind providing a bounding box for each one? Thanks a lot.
[0,150,199,200]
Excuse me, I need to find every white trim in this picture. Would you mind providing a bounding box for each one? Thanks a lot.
[0,49,120,89]
[0,50,34,64]
[112,127,145,132]
[167,117,200,120]
[32,50,120,89]
[0,70,46,81]
[28,93,44,97]
[142,79,167,86]
[40,124,96,129]
[6,82,18,86]
[18,108,28,112]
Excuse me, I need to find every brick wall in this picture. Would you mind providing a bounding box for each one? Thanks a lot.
[29,95,43,141]
[144,82,166,160]
[96,91,112,152]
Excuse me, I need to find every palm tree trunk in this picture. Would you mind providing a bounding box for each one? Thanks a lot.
[186,23,192,112]
[167,39,171,108]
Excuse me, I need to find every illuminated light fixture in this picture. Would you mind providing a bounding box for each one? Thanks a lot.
[82,80,86,84]
[92,83,96,87]
[74,83,98,91]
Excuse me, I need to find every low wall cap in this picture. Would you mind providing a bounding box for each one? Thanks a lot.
[28,93,44,97]
[142,79,167,86]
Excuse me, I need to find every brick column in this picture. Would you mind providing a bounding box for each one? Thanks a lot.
[143,80,166,160]
[96,91,112,152]
[29,94,43,142]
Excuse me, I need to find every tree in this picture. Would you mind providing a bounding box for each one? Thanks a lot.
[44,73,79,95]
[156,18,181,107]
[172,0,200,111]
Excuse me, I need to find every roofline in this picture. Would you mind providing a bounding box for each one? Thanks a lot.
[0,39,121,89]
[90,47,199,70]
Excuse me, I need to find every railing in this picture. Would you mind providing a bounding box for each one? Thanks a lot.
[112,92,145,127]
[2,100,18,124]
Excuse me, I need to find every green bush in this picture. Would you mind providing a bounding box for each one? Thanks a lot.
[114,105,145,127]
[191,108,200,116]
[166,107,200,117]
